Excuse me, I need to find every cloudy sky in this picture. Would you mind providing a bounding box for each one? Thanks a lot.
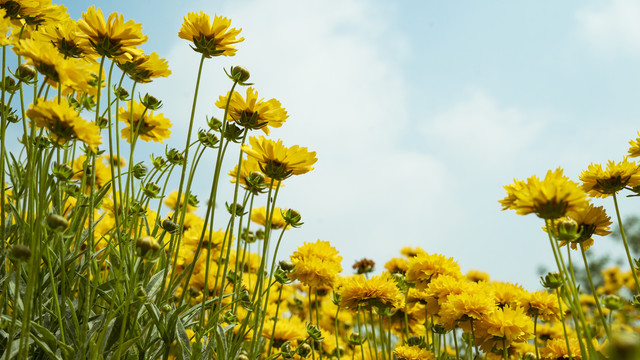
[63,0,640,289]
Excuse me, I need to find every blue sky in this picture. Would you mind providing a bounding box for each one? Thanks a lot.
[61,0,640,289]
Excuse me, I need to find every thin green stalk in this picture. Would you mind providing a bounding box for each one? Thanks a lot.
[533,314,540,360]
[612,193,640,291]
[579,242,612,340]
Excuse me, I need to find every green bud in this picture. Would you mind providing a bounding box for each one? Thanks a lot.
[151,154,168,170]
[141,182,161,199]
[280,341,294,360]
[228,66,251,84]
[160,304,172,313]
[226,202,245,216]
[297,343,312,358]
[113,86,129,101]
[165,148,185,165]
[603,294,624,311]
[282,209,303,228]
[223,123,244,142]
[0,76,18,94]
[47,214,69,230]
[207,116,223,131]
[11,244,31,261]
[14,64,36,83]
[132,162,147,179]
[279,260,295,272]
[306,323,323,342]
[140,93,162,110]
[540,272,563,290]
[135,236,161,260]
[555,218,581,242]
[53,163,73,181]
[347,333,366,346]
[198,129,219,148]
[161,219,179,234]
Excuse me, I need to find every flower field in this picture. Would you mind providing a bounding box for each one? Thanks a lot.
[2,1,640,360]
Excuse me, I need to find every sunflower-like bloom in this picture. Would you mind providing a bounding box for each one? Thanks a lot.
[476,306,534,352]
[241,136,317,181]
[7,0,69,26]
[519,290,561,322]
[489,281,527,309]
[290,240,342,288]
[178,12,243,57]
[163,190,197,213]
[406,252,461,290]
[119,100,171,143]
[118,51,171,83]
[77,6,147,60]
[215,87,288,134]
[72,155,111,189]
[384,257,409,275]
[339,272,403,310]
[393,345,435,360]
[261,316,307,348]
[580,158,640,198]
[540,336,583,360]
[250,206,289,230]
[27,99,101,149]
[555,203,612,251]
[17,38,94,89]
[439,283,496,331]
[40,20,92,59]
[422,274,468,314]
[629,132,640,158]
[500,168,588,220]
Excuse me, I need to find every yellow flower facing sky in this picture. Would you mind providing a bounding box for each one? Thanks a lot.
[78,6,147,60]
[580,158,640,198]
[339,272,403,310]
[241,136,317,181]
[119,100,171,143]
[215,87,288,134]
[178,12,243,57]
[27,98,101,150]
[500,167,587,220]
[290,239,343,289]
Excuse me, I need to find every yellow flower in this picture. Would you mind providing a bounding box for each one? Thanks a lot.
[400,246,427,258]
[557,203,612,251]
[540,336,583,360]
[477,306,534,351]
[27,99,101,150]
[178,12,243,57]
[250,206,289,230]
[339,272,403,310]
[466,269,490,283]
[118,51,171,83]
[384,257,409,275]
[215,87,288,134]
[500,168,587,220]
[489,281,527,309]
[421,274,468,314]
[629,132,640,157]
[40,20,92,59]
[10,0,69,26]
[580,158,640,197]
[119,100,171,143]
[72,155,111,189]
[519,290,561,322]
[439,282,495,331]
[163,190,197,213]
[261,316,307,348]
[290,240,342,288]
[0,8,12,46]
[78,6,147,60]
[393,345,435,360]
[406,252,461,290]
[241,136,317,181]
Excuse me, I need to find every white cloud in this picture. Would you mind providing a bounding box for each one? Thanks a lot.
[151,0,450,271]
[421,90,544,168]
[576,0,640,54]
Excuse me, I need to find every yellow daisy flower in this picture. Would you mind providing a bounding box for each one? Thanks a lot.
[27,99,101,150]
[40,19,92,59]
[500,168,587,220]
[117,51,171,83]
[178,12,243,57]
[406,252,461,290]
[119,100,171,143]
[261,316,307,348]
[519,290,561,322]
[77,6,147,60]
[228,156,280,194]
[393,345,435,360]
[215,87,288,134]
[628,132,640,158]
[241,136,317,181]
[477,305,534,351]
[580,158,640,198]
[290,240,342,288]
[71,155,111,189]
[163,190,197,213]
[557,203,612,251]
[250,206,289,230]
[339,272,403,310]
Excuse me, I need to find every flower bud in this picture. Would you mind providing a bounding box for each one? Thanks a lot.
[226,202,245,216]
[11,244,31,261]
[53,163,74,181]
[97,116,109,129]
[279,260,295,272]
[228,66,251,84]
[160,304,172,313]
[142,182,161,199]
[135,236,161,259]
[47,214,69,230]
[282,209,303,228]
[162,218,179,233]
[555,218,581,242]
[166,148,185,165]
[223,123,244,142]
[280,341,294,360]
[540,272,563,289]
[352,258,375,275]
[207,116,223,131]
[347,333,366,346]
[237,355,249,360]
[297,343,312,358]
[14,65,36,83]
[306,323,323,342]
[140,93,162,110]
[151,154,168,170]
[113,86,129,101]
[198,129,219,148]
[0,76,18,94]
[132,162,147,179]
[603,294,624,311]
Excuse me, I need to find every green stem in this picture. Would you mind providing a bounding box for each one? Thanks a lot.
[612,193,640,292]
[579,242,612,341]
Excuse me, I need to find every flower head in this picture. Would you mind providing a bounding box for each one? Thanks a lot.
[119,100,171,143]
[215,87,288,134]
[290,240,342,288]
[556,203,612,251]
[500,168,588,220]
[393,345,435,360]
[27,99,101,150]
[629,132,640,158]
[339,272,403,310]
[250,206,289,230]
[228,156,279,194]
[117,51,171,83]
[40,20,92,59]
[78,6,147,60]
[580,158,640,198]
[406,252,461,290]
[241,136,317,181]
[178,12,243,57]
